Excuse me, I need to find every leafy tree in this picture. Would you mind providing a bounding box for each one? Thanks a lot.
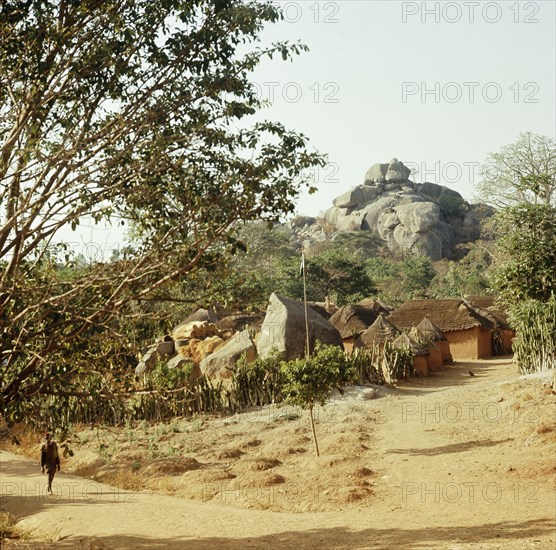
[365,256,434,306]
[491,204,556,303]
[281,344,354,456]
[266,250,376,306]
[0,0,324,426]
[430,244,494,298]
[476,132,556,208]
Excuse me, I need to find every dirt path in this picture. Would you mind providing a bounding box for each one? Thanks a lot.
[2,358,555,549]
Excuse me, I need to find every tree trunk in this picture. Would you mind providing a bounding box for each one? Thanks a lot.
[309,405,319,457]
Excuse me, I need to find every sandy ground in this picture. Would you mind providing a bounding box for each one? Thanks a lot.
[1,357,555,549]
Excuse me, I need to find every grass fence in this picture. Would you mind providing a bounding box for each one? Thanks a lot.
[510,298,556,374]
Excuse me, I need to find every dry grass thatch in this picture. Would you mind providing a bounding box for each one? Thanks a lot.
[355,314,400,348]
[393,333,428,356]
[388,300,494,333]
[356,298,392,315]
[416,317,447,342]
[329,305,380,339]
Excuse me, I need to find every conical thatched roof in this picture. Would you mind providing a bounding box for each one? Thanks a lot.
[393,333,428,356]
[356,298,392,315]
[409,326,441,352]
[417,316,447,342]
[307,302,333,319]
[329,305,380,339]
[388,300,494,332]
[356,314,400,348]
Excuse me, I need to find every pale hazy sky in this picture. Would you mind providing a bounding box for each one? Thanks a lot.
[252,0,556,216]
[70,0,556,258]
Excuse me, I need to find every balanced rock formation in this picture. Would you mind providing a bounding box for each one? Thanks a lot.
[257,293,343,360]
[289,158,494,260]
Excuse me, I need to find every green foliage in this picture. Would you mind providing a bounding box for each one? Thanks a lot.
[492,204,556,303]
[306,250,376,305]
[280,343,354,456]
[0,0,324,427]
[438,194,464,215]
[476,132,556,208]
[509,297,556,374]
[230,350,285,408]
[281,344,355,410]
[202,228,377,308]
[314,231,383,259]
[430,243,494,298]
[365,256,434,305]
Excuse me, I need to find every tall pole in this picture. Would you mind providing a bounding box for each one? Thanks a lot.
[301,252,311,359]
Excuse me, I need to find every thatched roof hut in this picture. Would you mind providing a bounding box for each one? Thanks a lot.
[393,333,428,356]
[464,297,512,330]
[329,305,380,339]
[388,299,494,360]
[307,302,333,319]
[410,327,444,370]
[355,314,400,348]
[394,332,429,375]
[417,316,447,342]
[356,298,393,315]
[388,299,494,332]
[464,296,514,354]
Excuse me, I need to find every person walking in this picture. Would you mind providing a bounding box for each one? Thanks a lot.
[40,432,60,493]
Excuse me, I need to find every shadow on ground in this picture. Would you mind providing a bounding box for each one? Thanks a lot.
[2,518,554,549]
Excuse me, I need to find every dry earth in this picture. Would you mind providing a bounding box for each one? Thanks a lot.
[1,357,555,549]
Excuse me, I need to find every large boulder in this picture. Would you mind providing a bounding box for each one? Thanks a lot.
[199,329,257,382]
[333,185,379,208]
[287,159,493,260]
[177,336,225,363]
[392,225,443,260]
[257,293,343,360]
[395,202,440,233]
[167,355,202,381]
[181,308,219,325]
[385,158,411,182]
[135,339,175,375]
[364,162,388,184]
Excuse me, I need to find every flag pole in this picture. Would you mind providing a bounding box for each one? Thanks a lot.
[301,251,310,359]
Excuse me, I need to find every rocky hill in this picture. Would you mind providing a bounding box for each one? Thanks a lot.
[289,159,494,260]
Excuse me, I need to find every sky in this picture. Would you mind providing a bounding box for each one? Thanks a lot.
[250,0,556,216]
[70,0,556,259]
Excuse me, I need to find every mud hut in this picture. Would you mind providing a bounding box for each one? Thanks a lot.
[329,305,380,353]
[388,300,494,360]
[393,332,429,375]
[355,314,400,349]
[416,316,453,364]
[465,296,514,355]
[409,326,444,371]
